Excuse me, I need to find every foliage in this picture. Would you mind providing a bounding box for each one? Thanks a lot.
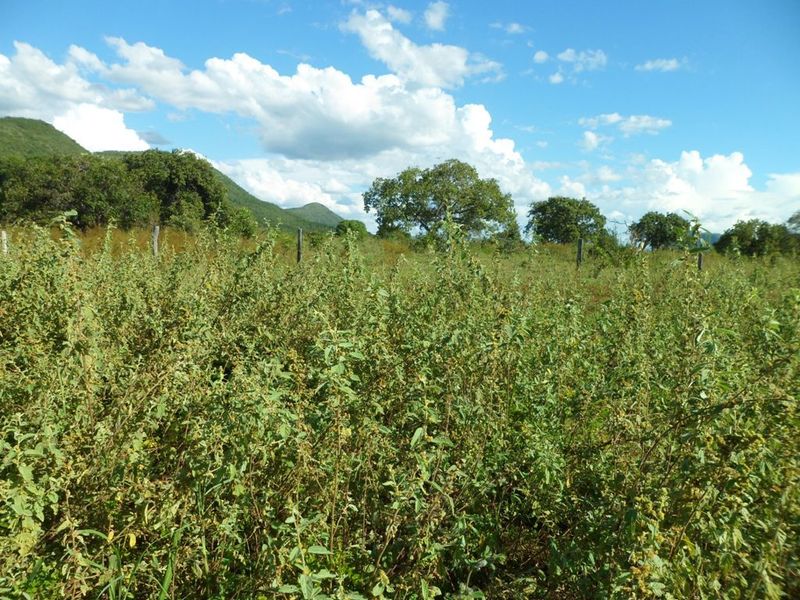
[363,159,518,240]
[0,225,798,598]
[0,151,260,235]
[335,219,368,240]
[630,211,690,250]
[525,196,607,243]
[714,219,799,256]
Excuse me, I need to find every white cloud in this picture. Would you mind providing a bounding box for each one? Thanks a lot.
[556,48,607,72]
[548,71,564,84]
[494,22,526,34]
[580,112,671,136]
[343,10,501,88]
[635,58,681,72]
[587,151,799,232]
[424,1,450,31]
[557,175,586,198]
[386,5,412,24]
[0,41,152,120]
[533,50,548,64]
[580,130,610,151]
[52,103,148,151]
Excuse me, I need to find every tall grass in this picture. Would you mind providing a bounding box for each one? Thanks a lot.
[1,224,798,598]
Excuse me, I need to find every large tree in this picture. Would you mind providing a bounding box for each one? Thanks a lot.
[362,159,518,239]
[525,196,606,243]
[630,211,690,250]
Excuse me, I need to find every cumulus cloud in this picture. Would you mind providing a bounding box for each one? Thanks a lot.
[533,50,548,64]
[343,9,501,88]
[548,71,564,84]
[635,58,681,72]
[588,151,799,232]
[53,103,148,151]
[424,1,450,31]
[556,48,607,72]
[0,41,152,120]
[580,112,671,136]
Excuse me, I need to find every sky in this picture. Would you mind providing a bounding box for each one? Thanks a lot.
[1,0,799,233]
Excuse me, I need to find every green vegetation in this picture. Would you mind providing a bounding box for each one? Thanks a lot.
[0,117,86,158]
[335,219,369,240]
[1,223,798,598]
[0,151,257,236]
[525,196,607,244]
[0,119,343,233]
[715,218,800,257]
[630,212,690,250]
[363,159,519,241]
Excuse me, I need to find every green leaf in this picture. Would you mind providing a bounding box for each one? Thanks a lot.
[411,426,424,449]
[308,545,332,555]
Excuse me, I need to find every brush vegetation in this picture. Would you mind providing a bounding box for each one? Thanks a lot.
[0,221,798,599]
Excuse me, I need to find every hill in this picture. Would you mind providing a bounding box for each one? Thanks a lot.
[215,171,334,232]
[286,202,344,228]
[0,117,87,157]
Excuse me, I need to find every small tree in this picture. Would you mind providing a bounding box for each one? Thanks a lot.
[363,159,518,240]
[335,219,368,240]
[525,196,606,243]
[630,211,690,250]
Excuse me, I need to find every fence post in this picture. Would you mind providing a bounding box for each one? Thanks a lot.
[1,230,7,255]
[297,228,303,263]
[697,252,703,271]
[576,238,584,268]
[151,224,160,258]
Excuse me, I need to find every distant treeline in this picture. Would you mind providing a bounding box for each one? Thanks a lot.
[0,150,257,235]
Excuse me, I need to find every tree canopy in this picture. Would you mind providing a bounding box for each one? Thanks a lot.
[525,196,607,243]
[630,211,690,250]
[714,219,799,256]
[0,150,256,236]
[363,159,518,240]
[335,219,368,240]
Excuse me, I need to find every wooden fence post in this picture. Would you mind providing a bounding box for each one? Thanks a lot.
[576,238,584,268]
[697,252,703,271]
[297,228,303,263]
[1,230,7,255]
[151,224,160,258]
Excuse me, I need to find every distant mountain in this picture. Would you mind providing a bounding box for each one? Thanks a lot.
[0,117,342,231]
[215,171,334,232]
[0,117,87,157]
[286,202,344,228]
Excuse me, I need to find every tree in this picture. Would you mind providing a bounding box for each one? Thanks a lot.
[630,211,690,250]
[525,196,606,243]
[363,159,518,240]
[715,219,799,256]
[788,210,800,234]
[335,219,368,240]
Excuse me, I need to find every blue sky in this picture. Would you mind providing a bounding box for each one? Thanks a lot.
[2,0,799,232]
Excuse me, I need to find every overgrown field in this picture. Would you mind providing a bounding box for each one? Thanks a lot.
[1,225,798,599]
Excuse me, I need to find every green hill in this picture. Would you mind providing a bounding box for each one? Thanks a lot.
[214,171,334,232]
[0,117,87,157]
[286,202,344,228]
